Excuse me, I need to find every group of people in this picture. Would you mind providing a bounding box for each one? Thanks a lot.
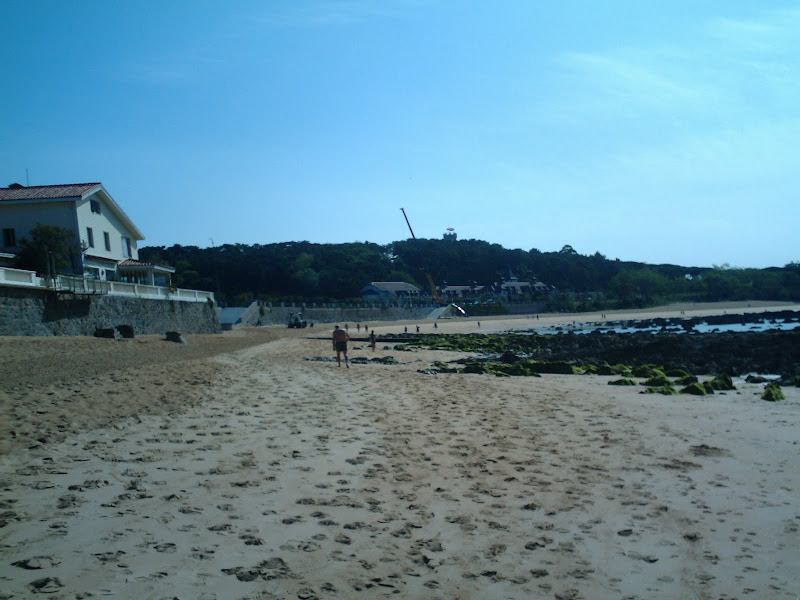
[331,320,449,368]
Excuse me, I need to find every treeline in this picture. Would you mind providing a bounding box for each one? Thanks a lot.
[139,240,800,308]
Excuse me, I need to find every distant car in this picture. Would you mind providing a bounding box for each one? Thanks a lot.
[287,312,308,328]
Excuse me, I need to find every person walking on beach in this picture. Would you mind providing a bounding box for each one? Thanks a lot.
[370,330,376,352]
[332,325,350,368]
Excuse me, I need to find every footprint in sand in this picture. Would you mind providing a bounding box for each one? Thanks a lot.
[11,556,61,569]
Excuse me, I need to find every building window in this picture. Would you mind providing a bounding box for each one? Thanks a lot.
[90,199,101,214]
[2,228,15,247]
[122,236,132,257]
[87,227,94,248]
[104,231,111,251]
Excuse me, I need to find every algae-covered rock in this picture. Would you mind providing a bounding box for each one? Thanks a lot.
[708,374,735,391]
[680,382,708,396]
[643,373,672,387]
[462,362,487,374]
[632,365,665,379]
[666,368,691,378]
[762,384,785,402]
[676,374,699,386]
[608,378,636,386]
[640,384,678,395]
[745,374,768,384]
[528,361,575,374]
[499,350,520,363]
[371,356,397,364]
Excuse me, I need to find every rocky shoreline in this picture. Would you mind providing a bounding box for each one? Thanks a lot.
[397,311,800,381]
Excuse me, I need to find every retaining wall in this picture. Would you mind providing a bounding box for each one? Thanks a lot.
[245,303,439,327]
[0,286,221,336]
[240,300,547,327]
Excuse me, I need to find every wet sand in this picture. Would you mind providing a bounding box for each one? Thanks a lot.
[1,301,798,599]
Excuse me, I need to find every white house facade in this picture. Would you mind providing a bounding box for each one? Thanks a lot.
[0,182,144,280]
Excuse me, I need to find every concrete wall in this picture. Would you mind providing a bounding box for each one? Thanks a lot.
[233,300,548,327]
[0,286,221,336]
[503,301,547,315]
[243,302,440,327]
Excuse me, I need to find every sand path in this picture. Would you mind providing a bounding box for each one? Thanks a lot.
[1,303,798,599]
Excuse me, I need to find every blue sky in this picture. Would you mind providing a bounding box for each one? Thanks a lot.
[1,1,798,268]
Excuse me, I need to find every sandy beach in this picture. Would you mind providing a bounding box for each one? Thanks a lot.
[1,301,798,599]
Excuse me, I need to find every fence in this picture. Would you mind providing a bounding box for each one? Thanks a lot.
[0,266,214,303]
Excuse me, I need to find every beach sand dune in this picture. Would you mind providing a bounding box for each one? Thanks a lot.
[1,302,798,599]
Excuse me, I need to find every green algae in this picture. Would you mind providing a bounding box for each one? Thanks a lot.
[762,383,785,402]
[680,382,708,396]
[641,384,678,395]
[707,374,735,391]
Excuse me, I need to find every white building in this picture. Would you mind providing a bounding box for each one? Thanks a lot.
[0,182,147,281]
[360,281,423,298]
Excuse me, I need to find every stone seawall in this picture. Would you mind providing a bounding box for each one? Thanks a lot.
[503,302,548,315]
[0,286,221,336]
[247,304,438,327]
[235,301,547,327]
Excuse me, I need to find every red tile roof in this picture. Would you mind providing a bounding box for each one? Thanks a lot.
[0,183,102,201]
[118,259,152,267]
[118,259,175,273]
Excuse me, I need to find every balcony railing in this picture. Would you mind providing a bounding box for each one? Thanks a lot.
[0,267,214,303]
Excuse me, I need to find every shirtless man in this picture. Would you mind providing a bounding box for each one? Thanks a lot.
[332,325,350,368]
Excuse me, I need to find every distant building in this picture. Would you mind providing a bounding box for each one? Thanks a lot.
[490,269,552,297]
[443,228,457,241]
[360,281,422,298]
[438,281,485,298]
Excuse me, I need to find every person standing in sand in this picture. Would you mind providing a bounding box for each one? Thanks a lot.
[332,325,350,368]
[370,330,376,352]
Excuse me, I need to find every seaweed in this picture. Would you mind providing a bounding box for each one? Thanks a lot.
[665,368,691,378]
[640,384,678,395]
[707,374,735,391]
[632,365,666,379]
[680,382,708,396]
[643,373,672,387]
[761,383,785,402]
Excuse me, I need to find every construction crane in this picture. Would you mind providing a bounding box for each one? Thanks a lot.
[400,208,446,305]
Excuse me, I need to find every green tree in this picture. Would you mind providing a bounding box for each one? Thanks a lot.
[17,223,82,277]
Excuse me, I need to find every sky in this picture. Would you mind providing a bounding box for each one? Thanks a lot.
[1,0,798,269]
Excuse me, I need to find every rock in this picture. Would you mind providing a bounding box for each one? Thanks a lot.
[165,331,188,344]
[680,382,708,396]
[115,324,134,338]
[762,384,785,402]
